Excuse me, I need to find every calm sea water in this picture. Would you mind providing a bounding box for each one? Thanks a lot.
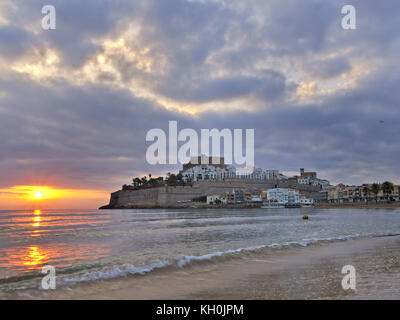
[1,208,400,295]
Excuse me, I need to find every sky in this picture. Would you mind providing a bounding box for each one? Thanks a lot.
[0,0,399,209]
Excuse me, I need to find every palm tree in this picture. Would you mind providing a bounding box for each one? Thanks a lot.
[371,183,380,203]
[141,176,148,188]
[382,181,394,201]
[133,177,142,189]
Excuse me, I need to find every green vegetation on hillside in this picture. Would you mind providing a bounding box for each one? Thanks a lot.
[122,173,192,190]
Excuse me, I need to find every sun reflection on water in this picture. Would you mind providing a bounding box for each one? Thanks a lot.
[1,209,112,279]
[23,246,48,267]
[32,210,41,228]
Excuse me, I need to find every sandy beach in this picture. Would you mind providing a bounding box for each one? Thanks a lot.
[22,234,400,300]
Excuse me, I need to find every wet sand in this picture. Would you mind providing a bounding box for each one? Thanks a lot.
[27,235,400,300]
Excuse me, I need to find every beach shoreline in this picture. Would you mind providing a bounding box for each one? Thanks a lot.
[100,202,400,210]
[315,202,400,209]
[16,234,400,300]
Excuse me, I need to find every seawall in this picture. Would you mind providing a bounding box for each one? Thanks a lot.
[101,179,321,209]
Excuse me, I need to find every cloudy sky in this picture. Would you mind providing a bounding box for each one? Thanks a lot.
[0,0,399,208]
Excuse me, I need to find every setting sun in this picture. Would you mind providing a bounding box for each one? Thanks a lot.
[34,192,44,199]
[25,187,58,200]
[0,185,109,209]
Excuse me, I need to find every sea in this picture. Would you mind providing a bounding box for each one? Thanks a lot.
[1,207,400,298]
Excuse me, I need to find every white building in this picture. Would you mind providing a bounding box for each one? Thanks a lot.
[298,177,311,185]
[235,166,256,178]
[235,167,280,180]
[265,170,280,180]
[300,196,314,206]
[266,188,300,205]
[298,177,331,190]
[250,195,262,202]
[181,164,282,182]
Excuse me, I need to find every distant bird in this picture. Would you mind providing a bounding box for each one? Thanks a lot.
[379,120,385,124]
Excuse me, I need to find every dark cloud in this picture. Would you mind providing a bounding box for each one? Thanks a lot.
[5,0,139,67]
[303,57,351,79]
[261,0,338,55]
[0,26,40,61]
[156,70,287,103]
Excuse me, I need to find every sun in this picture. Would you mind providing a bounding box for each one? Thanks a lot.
[0,185,108,205]
[24,187,58,200]
[34,192,44,199]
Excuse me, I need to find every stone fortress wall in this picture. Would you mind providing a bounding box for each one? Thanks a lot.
[107,179,321,208]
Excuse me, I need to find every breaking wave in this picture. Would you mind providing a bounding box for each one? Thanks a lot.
[5,231,400,295]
